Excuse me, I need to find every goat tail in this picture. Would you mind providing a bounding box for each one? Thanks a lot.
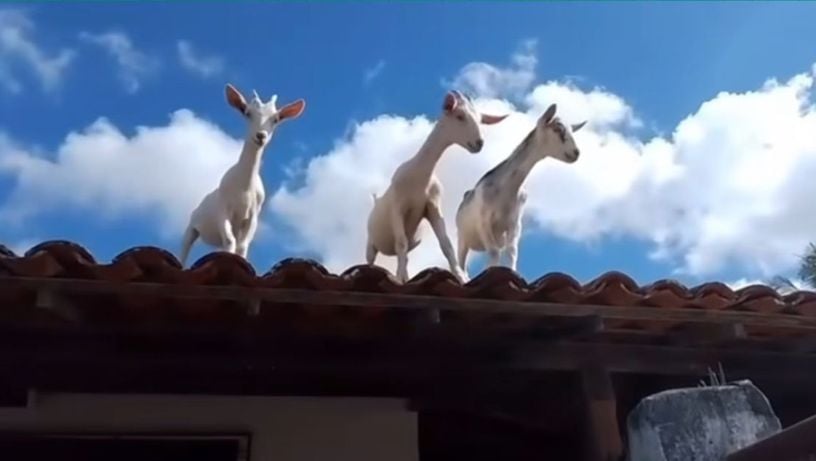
[179,225,200,267]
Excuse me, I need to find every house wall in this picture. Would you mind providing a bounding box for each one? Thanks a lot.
[0,392,418,461]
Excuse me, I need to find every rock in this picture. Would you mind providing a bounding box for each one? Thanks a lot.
[626,380,780,461]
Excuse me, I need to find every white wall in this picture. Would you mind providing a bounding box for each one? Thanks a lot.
[0,393,418,461]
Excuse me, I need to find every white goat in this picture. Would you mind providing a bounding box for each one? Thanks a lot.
[365,90,509,283]
[179,83,306,266]
[455,103,586,275]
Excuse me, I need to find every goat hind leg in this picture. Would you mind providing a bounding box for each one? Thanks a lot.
[365,240,378,265]
[457,237,469,272]
[235,214,259,259]
[389,209,410,283]
[425,202,468,283]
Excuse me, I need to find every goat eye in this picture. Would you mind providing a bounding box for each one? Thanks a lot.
[456,114,465,121]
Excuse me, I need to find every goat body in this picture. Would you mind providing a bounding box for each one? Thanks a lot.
[456,104,586,275]
[179,83,305,266]
[181,148,266,264]
[365,91,508,283]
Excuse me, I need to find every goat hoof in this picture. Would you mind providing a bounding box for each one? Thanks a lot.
[453,268,470,284]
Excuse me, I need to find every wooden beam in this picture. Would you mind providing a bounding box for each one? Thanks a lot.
[510,342,816,379]
[581,366,623,461]
[0,385,29,408]
[727,412,816,461]
[666,322,748,347]
[1,276,814,331]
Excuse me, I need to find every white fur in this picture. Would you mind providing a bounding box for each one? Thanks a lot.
[179,83,306,266]
[456,104,586,275]
[365,91,509,283]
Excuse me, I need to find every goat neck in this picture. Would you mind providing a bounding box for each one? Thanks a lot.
[490,132,541,197]
[231,135,267,188]
[410,121,454,181]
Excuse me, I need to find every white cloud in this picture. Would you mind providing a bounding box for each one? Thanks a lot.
[0,110,241,237]
[727,277,808,294]
[176,40,223,79]
[269,41,816,282]
[448,39,537,99]
[0,9,75,93]
[363,60,386,85]
[79,30,158,93]
[1,38,815,284]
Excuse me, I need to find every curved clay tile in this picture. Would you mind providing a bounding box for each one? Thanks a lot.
[585,271,642,293]
[724,285,784,314]
[0,248,64,277]
[112,246,187,282]
[114,246,182,269]
[0,244,16,258]
[637,279,694,308]
[462,266,529,301]
[260,258,349,291]
[638,289,691,309]
[26,240,96,264]
[581,271,643,306]
[20,240,142,281]
[789,293,816,316]
[188,251,257,286]
[686,282,737,309]
[525,272,584,303]
[336,264,396,292]
[405,267,473,298]
[642,278,692,297]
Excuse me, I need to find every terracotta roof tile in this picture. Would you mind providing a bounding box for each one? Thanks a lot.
[2,240,816,344]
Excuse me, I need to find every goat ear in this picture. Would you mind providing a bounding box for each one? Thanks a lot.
[539,104,557,125]
[278,99,306,121]
[443,92,458,112]
[481,113,509,125]
[571,121,587,132]
[225,84,248,115]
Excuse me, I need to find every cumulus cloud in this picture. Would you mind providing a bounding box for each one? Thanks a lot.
[0,8,75,93]
[448,39,538,99]
[176,40,224,79]
[0,110,241,236]
[270,41,816,281]
[1,38,815,284]
[79,30,158,93]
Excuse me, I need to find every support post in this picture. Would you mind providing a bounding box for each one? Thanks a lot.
[581,365,623,461]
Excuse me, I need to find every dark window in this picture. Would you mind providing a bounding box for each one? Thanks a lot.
[0,433,250,461]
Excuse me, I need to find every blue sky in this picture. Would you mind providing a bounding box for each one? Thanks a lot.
[2,2,816,288]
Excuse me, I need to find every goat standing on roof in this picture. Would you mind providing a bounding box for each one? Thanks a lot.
[455,103,586,276]
[365,91,509,283]
[179,83,306,266]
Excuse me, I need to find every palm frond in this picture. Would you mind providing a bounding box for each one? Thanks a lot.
[797,242,816,288]
[767,275,800,294]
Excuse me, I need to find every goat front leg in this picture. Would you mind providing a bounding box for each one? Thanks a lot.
[457,237,469,272]
[506,191,526,271]
[426,202,468,283]
[235,213,259,259]
[218,219,238,254]
[506,227,522,271]
[390,209,410,283]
